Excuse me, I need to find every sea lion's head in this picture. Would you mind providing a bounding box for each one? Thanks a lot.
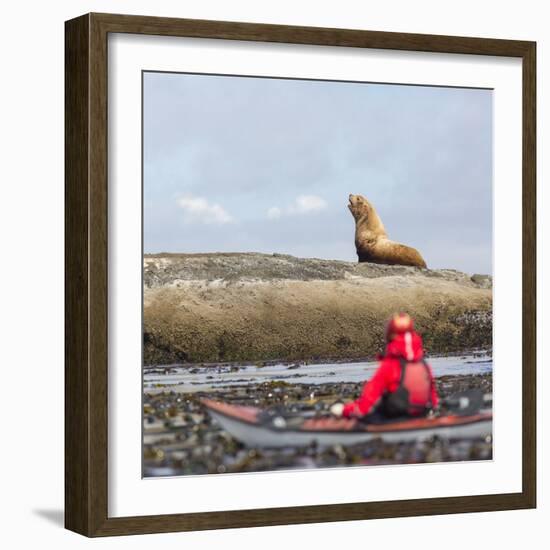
[348,194,373,222]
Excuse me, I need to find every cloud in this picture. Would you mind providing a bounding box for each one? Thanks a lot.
[267,195,327,220]
[290,195,328,214]
[177,196,234,224]
[267,207,282,220]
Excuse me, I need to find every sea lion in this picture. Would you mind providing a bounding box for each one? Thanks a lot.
[348,194,427,268]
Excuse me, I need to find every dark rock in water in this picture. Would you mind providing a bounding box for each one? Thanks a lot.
[436,373,492,398]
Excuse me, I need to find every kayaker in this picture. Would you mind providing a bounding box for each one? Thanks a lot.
[330,312,439,421]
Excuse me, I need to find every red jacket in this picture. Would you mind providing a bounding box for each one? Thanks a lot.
[342,331,439,418]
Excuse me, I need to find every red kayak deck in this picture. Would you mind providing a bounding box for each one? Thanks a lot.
[202,398,492,433]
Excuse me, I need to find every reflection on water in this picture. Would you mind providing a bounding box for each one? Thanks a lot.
[144,353,492,393]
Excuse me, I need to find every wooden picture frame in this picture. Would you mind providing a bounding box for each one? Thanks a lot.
[65,12,536,537]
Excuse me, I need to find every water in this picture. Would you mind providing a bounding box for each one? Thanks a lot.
[143,352,492,393]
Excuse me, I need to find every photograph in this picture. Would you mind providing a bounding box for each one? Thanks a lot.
[141,70,494,478]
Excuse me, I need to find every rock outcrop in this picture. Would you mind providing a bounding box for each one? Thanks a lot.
[143,253,492,365]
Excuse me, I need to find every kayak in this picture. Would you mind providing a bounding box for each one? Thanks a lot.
[201,398,492,448]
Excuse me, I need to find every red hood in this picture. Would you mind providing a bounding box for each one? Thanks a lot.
[385,331,424,361]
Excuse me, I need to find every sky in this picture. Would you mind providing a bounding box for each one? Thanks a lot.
[143,72,493,274]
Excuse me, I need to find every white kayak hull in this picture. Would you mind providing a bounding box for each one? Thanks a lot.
[203,399,493,448]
